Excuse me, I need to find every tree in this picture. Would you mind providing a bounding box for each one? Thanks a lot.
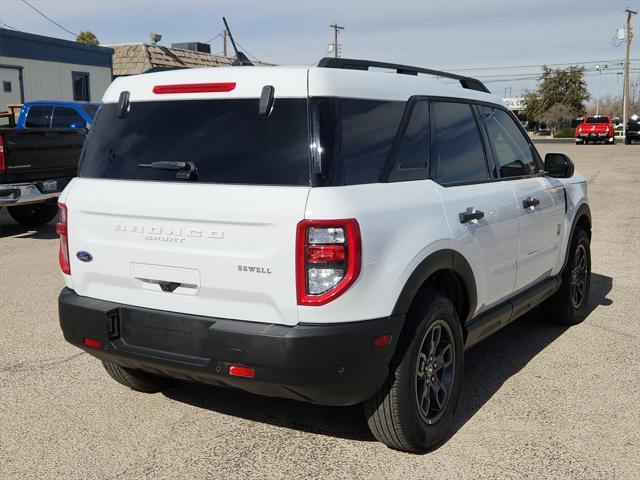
[76,31,99,45]
[586,94,640,119]
[524,66,590,122]
[541,104,573,135]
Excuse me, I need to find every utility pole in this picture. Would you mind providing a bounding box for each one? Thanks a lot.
[330,23,344,58]
[622,8,637,141]
[223,30,228,57]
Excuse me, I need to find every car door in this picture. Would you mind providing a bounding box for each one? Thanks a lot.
[431,101,520,314]
[478,105,565,291]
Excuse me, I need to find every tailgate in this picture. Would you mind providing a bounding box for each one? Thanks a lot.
[66,179,309,326]
[1,129,83,182]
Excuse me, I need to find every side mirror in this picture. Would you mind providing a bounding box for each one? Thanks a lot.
[545,153,574,178]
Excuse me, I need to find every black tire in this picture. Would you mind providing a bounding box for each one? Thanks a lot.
[102,361,169,393]
[625,137,631,145]
[541,229,591,325]
[7,203,58,227]
[363,290,464,452]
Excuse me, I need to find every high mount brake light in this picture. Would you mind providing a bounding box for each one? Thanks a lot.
[56,203,70,275]
[152,82,236,94]
[296,219,361,306]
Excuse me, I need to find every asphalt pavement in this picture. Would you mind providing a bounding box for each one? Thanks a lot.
[0,141,638,479]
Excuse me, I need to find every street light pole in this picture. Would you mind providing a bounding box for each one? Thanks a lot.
[595,64,608,115]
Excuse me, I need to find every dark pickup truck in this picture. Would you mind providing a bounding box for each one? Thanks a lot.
[0,128,85,226]
[625,115,640,144]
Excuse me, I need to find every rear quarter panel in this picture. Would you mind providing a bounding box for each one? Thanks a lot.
[300,180,452,323]
[553,173,588,273]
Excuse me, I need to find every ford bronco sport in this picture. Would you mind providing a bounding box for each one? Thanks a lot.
[57,57,591,452]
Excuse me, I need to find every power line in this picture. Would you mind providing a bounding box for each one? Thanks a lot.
[235,41,259,61]
[447,59,638,73]
[20,0,78,38]
[0,21,18,30]
[204,32,222,44]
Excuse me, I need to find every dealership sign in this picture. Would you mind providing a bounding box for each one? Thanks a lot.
[503,97,526,110]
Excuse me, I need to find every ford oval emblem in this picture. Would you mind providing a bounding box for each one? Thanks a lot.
[76,251,93,262]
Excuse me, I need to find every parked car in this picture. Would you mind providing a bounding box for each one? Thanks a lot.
[16,101,99,130]
[0,127,85,225]
[575,115,615,144]
[56,58,591,453]
[625,114,640,144]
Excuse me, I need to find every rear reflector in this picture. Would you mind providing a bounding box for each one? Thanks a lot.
[152,82,236,94]
[83,337,101,349]
[228,365,255,378]
[372,334,392,348]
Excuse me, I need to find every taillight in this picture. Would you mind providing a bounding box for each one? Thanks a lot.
[0,135,5,172]
[296,219,361,306]
[56,203,70,274]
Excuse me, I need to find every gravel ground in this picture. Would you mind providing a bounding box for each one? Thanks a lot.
[1,141,638,479]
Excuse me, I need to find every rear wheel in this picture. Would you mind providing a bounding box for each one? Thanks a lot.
[102,361,170,393]
[363,290,464,452]
[7,203,58,227]
[541,228,591,325]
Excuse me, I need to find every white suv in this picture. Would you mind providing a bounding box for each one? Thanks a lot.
[57,58,591,452]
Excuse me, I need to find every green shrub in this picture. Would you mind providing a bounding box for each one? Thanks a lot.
[553,127,575,138]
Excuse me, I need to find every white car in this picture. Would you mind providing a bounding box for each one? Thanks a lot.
[57,58,591,453]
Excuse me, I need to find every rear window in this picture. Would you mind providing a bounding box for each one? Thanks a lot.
[79,99,311,186]
[25,106,53,128]
[313,98,405,185]
[52,107,86,129]
[585,117,609,124]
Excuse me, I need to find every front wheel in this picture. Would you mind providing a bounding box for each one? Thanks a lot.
[541,228,591,325]
[363,290,464,452]
[7,203,58,227]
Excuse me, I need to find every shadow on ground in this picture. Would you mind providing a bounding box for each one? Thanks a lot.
[162,273,612,443]
[0,209,58,239]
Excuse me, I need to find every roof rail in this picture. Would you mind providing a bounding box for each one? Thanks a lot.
[317,57,490,94]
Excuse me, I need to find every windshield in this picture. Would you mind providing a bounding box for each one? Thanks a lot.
[81,104,100,120]
[585,117,609,124]
[79,99,311,185]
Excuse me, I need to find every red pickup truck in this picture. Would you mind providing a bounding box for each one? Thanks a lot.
[575,115,615,145]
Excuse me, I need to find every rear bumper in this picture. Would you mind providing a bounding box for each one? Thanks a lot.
[58,288,404,406]
[0,177,72,206]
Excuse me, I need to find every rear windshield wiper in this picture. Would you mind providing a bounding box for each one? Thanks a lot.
[138,161,198,181]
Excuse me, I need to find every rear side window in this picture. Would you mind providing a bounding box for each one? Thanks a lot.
[79,99,311,186]
[387,99,429,183]
[52,107,86,129]
[314,98,405,185]
[479,106,537,178]
[24,106,53,128]
[432,101,488,184]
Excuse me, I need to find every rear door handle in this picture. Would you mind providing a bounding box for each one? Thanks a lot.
[459,210,485,223]
[523,197,540,209]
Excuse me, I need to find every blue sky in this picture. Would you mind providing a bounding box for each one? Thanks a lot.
[1,0,638,99]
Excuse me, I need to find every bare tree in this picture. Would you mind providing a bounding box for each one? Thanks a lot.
[541,104,573,135]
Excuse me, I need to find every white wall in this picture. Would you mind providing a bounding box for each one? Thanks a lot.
[0,56,112,103]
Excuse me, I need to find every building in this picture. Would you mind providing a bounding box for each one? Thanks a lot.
[111,43,233,77]
[0,28,113,108]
